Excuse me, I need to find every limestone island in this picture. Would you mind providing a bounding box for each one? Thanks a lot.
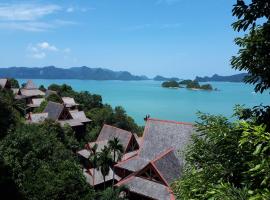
[179,80,214,91]
[161,80,182,89]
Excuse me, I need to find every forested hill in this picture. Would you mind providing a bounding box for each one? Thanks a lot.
[0,66,149,81]
[195,73,248,82]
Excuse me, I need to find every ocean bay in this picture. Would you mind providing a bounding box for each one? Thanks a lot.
[18,79,270,125]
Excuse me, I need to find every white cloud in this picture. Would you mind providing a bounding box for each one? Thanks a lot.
[27,42,71,59]
[0,3,61,21]
[37,42,58,51]
[0,3,77,32]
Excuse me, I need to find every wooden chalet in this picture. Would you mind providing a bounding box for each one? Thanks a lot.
[28,101,91,136]
[0,78,11,89]
[77,124,140,187]
[113,118,194,200]
[62,97,79,110]
[16,80,45,104]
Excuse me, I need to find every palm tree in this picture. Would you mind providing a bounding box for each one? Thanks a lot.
[89,143,98,188]
[108,137,124,185]
[97,145,113,189]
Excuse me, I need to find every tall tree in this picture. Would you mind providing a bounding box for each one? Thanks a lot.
[89,144,98,187]
[97,146,113,189]
[231,0,270,93]
[108,137,124,185]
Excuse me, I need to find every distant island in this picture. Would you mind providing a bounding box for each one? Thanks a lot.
[161,80,181,88]
[162,80,214,91]
[0,66,149,81]
[153,75,180,81]
[180,80,213,90]
[195,73,248,82]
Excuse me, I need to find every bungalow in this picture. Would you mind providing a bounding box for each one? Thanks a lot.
[77,124,140,187]
[62,97,79,110]
[114,118,194,200]
[16,80,45,104]
[28,101,91,136]
[27,98,45,110]
[0,78,11,89]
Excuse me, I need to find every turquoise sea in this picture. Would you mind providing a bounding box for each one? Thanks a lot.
[18,79,270,125]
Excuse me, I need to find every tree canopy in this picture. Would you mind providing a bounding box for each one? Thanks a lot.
[231,0,270,93]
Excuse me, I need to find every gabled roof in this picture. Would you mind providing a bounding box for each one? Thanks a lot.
[24,80,37,89]
[19,89,45,97]
[97,124,134,152]
[77,149,91,159]
[152,149,182,185]
[58,119,83,127]
[29,113,48,123]
[43,101,65,120]
[27,98,45,108]
[0,78,7,88]
[70,110,91,123]
[139,118,193,161]
[83,168,120,186]
[116,176,173,200]
[62,97,79,107]
[115,156,148,172]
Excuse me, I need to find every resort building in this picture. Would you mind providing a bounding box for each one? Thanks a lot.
[28,101,91,136]
[62,97,79,110]
[0,78,11,89]
[77,124,140,187]
[16,80,45,104]
[78,118,194,199]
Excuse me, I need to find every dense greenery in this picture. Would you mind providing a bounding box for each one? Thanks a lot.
[231,0,270,93]
[173,1,270,199]
[172,111,270,199]
[161,80,180,88]
[0,81,142,199]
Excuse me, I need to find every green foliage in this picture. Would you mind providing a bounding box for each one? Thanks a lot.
[75,91,103,110]
[46,93,62,103]
[231,0,270,93]
[186,80,200,89]
[0,122,94,200]
[161,81,180,88]
[39,85,46,92]
[179,79,193,85]
[33,100,48,113]
[97,146,113,189]
[200,84,213,90]
[0,156,24,200]
[9,78,20,88]
[96,186,128,200]
[0,90,20,138]
[172,112,270,200]
[48,84,76,97]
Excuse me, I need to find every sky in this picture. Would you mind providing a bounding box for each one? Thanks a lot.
[0,0,241,78]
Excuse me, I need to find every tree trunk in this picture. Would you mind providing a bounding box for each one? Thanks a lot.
[112,150,115,186]
[103,176,106,190]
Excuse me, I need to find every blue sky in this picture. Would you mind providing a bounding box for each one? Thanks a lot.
[0,0,240,78]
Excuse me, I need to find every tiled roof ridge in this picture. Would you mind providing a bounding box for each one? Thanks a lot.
[147,118,193,125]
[103,124,133,135]
[151,148,174,164]
[114,154,140,167]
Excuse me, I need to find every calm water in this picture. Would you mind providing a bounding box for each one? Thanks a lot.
[18,79,270,125]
